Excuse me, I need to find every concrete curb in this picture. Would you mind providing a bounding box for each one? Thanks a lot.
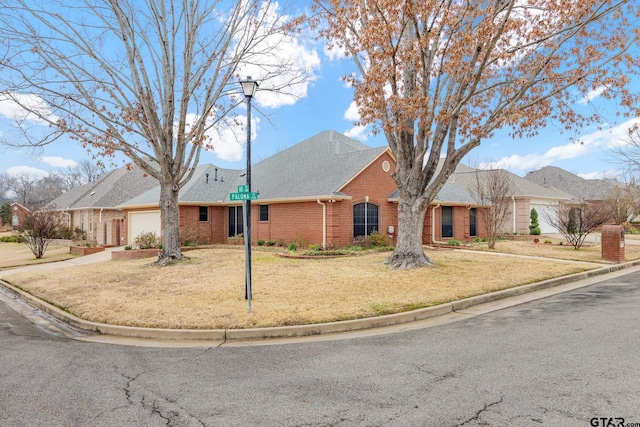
[2,259,639,342]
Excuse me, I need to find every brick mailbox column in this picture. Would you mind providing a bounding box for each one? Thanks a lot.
[601,224,625,263]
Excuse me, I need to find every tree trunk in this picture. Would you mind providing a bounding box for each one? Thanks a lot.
[156,181,183,265]
[386,195,434,269]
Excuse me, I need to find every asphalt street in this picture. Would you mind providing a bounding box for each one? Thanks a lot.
[1,270,639,426]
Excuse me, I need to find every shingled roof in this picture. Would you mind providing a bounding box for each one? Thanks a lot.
[451,165,572,200]
[524,165,623,200]
[120,130,390,207]
[48,164,158,210]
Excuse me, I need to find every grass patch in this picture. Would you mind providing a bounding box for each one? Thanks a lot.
[4,247,596,330]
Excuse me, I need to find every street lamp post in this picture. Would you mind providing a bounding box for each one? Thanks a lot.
[240,76,258,312]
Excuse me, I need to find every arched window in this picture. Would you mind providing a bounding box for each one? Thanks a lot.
[353,202,379,237]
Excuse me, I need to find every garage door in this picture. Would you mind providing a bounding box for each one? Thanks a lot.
[128,211,162,243]
[529,202,557,235]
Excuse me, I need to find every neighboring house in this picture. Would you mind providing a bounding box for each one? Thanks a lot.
[119,130,490,247]
[525,165,624,225]
[9,202,31,229]
[450,165,573,234]
[47,165,158,245]
[525,166,624,202]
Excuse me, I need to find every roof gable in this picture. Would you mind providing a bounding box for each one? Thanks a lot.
[524,166,622,200]
[48,164,158,210]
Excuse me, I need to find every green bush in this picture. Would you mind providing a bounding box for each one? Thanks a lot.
[529,208,541,235]
[265,240,276,246]
[446,239,461,246]
[124,245,132,250]
[473,237,487,243]
[288,242,297,252]
[134,231,160,249]
[257,239,265,246]
[0,234,23,243]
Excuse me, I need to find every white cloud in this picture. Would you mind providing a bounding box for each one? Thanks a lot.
[578,86,606,105]
[236,3,321,109]
[0,93,59,124]
[497,118,640,172]
[343,101,360,121]
[6,165,49,179]
[345,125,368,141]
[41,156,77,168]
[324,44,346,61]
[578,170,619,180]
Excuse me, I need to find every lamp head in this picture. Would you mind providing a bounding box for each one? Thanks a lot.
[240,76,259,97]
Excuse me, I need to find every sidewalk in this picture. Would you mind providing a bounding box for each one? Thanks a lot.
[0,246,118,280]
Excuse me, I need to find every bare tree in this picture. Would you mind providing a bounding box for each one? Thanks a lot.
[0,0,311,264]
[315,0,640,268]
[10,174,37,208]
[542,201,612,249]
[54,159,108,189]
[8,174,67,210]
[604,184,640,225]
[0,172,16,199]
[18,209,63,259]
[473,169,513,249]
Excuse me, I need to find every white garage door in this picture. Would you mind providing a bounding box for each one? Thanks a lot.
[529,202,557,235]
[128,211,162,243]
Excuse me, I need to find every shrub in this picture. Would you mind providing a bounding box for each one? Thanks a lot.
[55,226,74,240]
[124,245,132,250]
[544,239,552,244]
[181,229,202,246]
[134,231,160,249]
[352,231,393,249]
[529,208,541,235]
[275,238,286,247]
[473,237,487,243]
[74,227,87,241]
[288,242,297,252]
[265,240,276,246]
[257,239,265,246]
[0,234,23,243]
[446,239,461,246]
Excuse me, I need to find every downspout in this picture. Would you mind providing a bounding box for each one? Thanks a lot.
[512,196,516,234]
[317,199,327,249]
[431,204,447,245]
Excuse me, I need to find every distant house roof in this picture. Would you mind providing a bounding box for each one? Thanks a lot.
[451,165,573,200]
[388,181,479,205]
[48,164,158,210]
[120,130,391,208]
[524,165,623,200]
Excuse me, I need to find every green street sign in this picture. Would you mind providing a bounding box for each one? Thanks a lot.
[230,192,258,201]
[237,185,249,193]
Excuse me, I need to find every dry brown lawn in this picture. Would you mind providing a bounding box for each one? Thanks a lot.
[0,242,76,269]
[3,247,598,329]
[469,236,640,263]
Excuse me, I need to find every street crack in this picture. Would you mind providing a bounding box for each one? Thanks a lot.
[458,395,505,426]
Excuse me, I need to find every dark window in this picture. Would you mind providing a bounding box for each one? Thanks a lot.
[469,208,477,237]
[228,206,243,237]
[442,206,453,238]
[199,206,208,222]
[353,202,379,237]
[259,205,269,222]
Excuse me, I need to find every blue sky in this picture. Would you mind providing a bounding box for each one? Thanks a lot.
[0,4,637,182]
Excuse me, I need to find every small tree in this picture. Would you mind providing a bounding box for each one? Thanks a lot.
[18,210,63,259]
[473,168,513,249]
[529,208,541,235]
[0,201,11,228]
[542,201,612,249]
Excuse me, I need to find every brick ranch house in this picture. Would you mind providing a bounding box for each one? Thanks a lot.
[118,130,490,248]
[48,165,158,246]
